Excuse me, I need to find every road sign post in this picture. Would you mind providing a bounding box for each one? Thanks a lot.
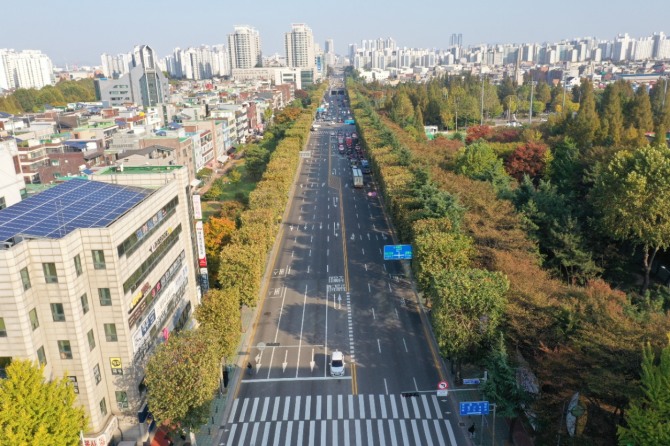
[436,380,449,397]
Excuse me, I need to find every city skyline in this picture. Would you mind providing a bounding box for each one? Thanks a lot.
[1,0,667,66]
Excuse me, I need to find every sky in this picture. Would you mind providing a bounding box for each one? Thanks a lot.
[1,0,667,66]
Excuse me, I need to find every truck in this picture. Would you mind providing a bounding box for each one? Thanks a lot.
[352,167,364,188]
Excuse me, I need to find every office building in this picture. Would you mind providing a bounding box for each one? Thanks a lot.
[228,26,262,70]
[0,165,203,444]
[95,45,169,108]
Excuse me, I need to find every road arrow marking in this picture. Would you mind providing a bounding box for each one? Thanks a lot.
[282,350,288,373]
[310,349,315,372]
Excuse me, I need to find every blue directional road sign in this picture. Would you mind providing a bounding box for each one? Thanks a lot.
[462,378,481,385]
[383,244,413,260]
[460,401,490,416]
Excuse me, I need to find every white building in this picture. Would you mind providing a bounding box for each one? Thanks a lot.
[0,138,26,208]
[0,49,54,91]
[0,165,203,444]
[100,53,132,79]
[228,26,262,71]
[285,23,315,69]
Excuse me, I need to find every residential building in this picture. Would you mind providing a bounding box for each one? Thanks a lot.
[0,137,26,208]
[285,23,315,69]
[100,53,132,79]
[0,166,201,444]
[227,26,262,71]
[0,49,54,91]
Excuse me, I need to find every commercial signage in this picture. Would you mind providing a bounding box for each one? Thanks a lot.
[110,357,123,375]
[82,415,118,446]
[149,228,172,253]
[192,194,203,220]
[195,221,207,267]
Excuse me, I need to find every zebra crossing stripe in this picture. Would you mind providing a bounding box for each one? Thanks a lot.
[390,396,399,419]
[399,419,410,445]
[422,419,434,446]
[431,395,442,419]
[261,421,271,446]
[332,420,338,445]
[282,396,291,421]
[327,395,333,419]
[261,397,270,421]
[434,419,447,446]
[355,419,363,445]
[272,396,280,421]
[369,395,377,418]
[321,420,327,445]
[388,420,398,446]
[226,424,237,446]
[366,419,374,445]
[228,399,239,424]
[239,399,249,422]
[294,396,301,421]
[445,419,457,446]
[400,396,409,418]
[304,395,311,420]
[309,420,315,446]
[284,421,293,446]
[273,421,282,446]
[421,394,432,419]
[238,423,249,445]
[249,397,259,422]
[249,421,260,444]
[411,396,421,418]
[343,420,350,446]
[316,395,322,419]
[348,395,354,419]
[411,419,423,445]
[377,419,386,446]
[337,394,344,419]
[359,394,366,418]
[380,394,388,418]
[296,420,304,445]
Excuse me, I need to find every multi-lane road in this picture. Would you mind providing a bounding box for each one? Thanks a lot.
[220,87,468,446]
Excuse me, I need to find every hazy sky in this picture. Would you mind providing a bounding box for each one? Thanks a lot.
[2,0,667,66]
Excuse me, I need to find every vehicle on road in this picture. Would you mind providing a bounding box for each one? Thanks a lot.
[360,159,371,174]
[330,350,345,376]
[352,167,364,188]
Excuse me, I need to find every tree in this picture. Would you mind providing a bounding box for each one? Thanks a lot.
[203,216,235,286]
[244,145,270,180]
[590,145,670,293]
[630,85,654,134]
[195,289,242,362]
[429,268,509,366]
[482,335,533,441]
[0,360,88,445]
[599,83,625,146]
[455,141,511,193]
[505,141,549,182]
[617,335,670,445]
[145,330,221,434]
[390,90,414,127]
[569,79,600,149]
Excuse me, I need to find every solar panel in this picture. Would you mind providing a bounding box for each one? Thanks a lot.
[0,178,151,243]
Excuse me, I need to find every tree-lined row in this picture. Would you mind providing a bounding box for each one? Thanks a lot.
[349,77,670,444]
[144,85,327,438]
[0,79,96,114]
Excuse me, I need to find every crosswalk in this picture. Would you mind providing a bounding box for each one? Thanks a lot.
[222,393,457,446]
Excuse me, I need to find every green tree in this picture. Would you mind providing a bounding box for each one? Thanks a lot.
[390,90,414,127]
[455,141,511,193]
[429,268,509,365]
[569,79,600,149]
[195,289,242,362]
[244,145,269,180]
[534,82,552,106]
[590,145,670,293]
[618,335,670,445]
[650,78,670,133]
[0,360,88,445]
[482,335,533,441]
[600,83,625,146]
[13,88,39,112]
[145,330,221,434]
[630,85,655,134]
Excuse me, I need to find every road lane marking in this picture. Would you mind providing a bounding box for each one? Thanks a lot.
[444,420,457,445]
[272,396,280,420]
[338,395,344,419]
[369,395,377,418]
[249,397,259,422]
[282,397,291,421]
[249,422,260,444]
[284,421,293,446]
[377,339,382,353]
[348,395,354,419]
[400,420,410,446]
[378,420,386,446]
[327,395,333,419]
[296,284,309,377]
[411,420,422,445]
[403,338,408,352]
[293,396,301,420]
[372,307,375,319]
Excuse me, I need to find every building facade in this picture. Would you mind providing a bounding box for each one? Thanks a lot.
[0,49,54,91]
[227,26,262,71]
[0,166,201,443]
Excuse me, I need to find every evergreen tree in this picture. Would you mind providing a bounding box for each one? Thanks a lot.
[0,360,88,445]
[617,336,670,445]
[600,83,625,146]
[569,79,600,149]
[630,86,654,134]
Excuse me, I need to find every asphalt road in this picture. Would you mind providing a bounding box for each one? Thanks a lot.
[220,85,468,446]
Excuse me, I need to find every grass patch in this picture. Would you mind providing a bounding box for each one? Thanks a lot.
[217,163,256,202]
[201,201,222,222]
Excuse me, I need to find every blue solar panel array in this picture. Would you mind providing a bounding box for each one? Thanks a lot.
[0,178,151,243]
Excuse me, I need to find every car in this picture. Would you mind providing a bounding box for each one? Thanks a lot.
[330,350,345,376]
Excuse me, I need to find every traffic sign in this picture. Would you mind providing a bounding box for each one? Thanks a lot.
[383,244,413,260]
[437,381,448,390]
[459,401,490,416]
[462,378,481,385]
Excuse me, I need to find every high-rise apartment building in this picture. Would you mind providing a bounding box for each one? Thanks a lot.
[0,166,202,444]
[227,26,262,70]
[284,23,315,68]
[0,49,54,91]
[325,39,334,54]
[100,53,132,79]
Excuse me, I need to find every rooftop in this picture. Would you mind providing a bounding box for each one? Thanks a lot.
[0,178,151,244]
[97,165,182,175]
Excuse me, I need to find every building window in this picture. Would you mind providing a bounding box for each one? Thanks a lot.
[80,293,89,314]
[94,363,101,385]
[0,197,5,210]
[74,254,83,276]
[104,324,118,342]
[100,397,107,416]
[36,346,47,366]
[87,329,96,351]
[116,391,129,409]
[42,263,58,283]
[57,340,72,359]
[92,250,106,270]
[68,376,79,394]
[20,267,31,291]
[29,308,39,330]
[0,318,6,337]
[50,303,65,322]
[98,288,112,306]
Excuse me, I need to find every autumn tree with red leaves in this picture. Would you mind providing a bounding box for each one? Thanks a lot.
[505,141,548,182]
